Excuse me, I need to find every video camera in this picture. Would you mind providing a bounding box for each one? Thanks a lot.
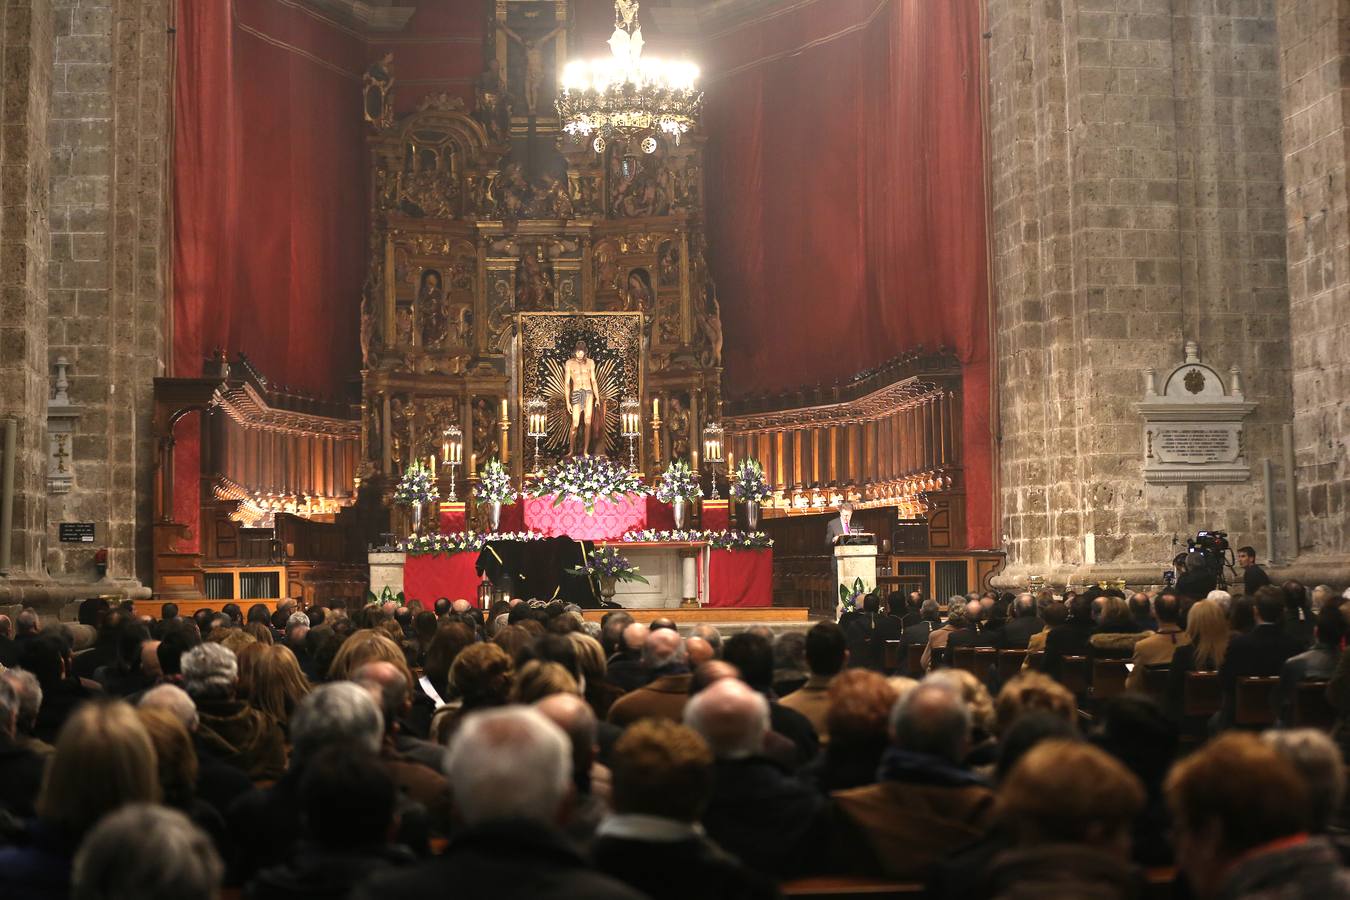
[1181,529,1233,584]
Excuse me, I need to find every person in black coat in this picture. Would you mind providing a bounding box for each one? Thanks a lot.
[354,706,643,900]
[1216,587,1307,730]
[1042,594,1096,680]
[592,719,775,900]
[998,595,1043,649]
[0,677,44,818]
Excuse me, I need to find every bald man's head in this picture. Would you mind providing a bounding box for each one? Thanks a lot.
[451,599,472,615]
[621,622,650,653]
[683,677,769,759]
[535,692,598,783]
[140,641,162,680]
[689,660,739,696]
[642,628,685,671]
[352,660,411,726]
[686,636,714,669]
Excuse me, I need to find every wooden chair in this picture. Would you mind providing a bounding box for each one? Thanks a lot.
[1025,650,1045,672]
[1092,658,1130,701]
[973,647,999,686]
[1141,666,1171,704]
[782,876,920,897]
[1293,680,1336,729]
[1235,676,1280,728]
[906,643,925,678]
[883,640,902,674]
[1059,655,1090,697]
[997,649,1027,684]
[1182,671,1221,719]
[951,646,976,675]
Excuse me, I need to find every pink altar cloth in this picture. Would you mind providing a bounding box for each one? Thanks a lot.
[523,494,647,541]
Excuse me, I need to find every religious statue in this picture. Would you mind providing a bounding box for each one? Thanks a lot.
[565,341,600,456]
[395,304,414,348]
[473,397,499,461]
[389,395,410,471]
[616,0,640,30]
[667,395,690,461]
[359,285,380,367]
[497,22,564,116]
[363,53,395,129]
[418,270,447,348]
[622,269,653,313]
[491,162,529,221]
[697,290,724,368]
[518,249,555,310]
[538,173,573,220]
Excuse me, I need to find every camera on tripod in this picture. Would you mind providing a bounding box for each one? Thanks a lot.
[1184,530,1232,579]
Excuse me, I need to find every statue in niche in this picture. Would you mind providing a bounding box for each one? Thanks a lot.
[363,53,395,129]
[474,68,510,143]
[666,395,690,461]
[497,22,564,116]
[565,341,601,457]
[394,304,414,348]
[696,290,724,368]
[594,240,621,296]
[418,270,447,348]
[360,287,380,367]
[517,248,554,310]
[389,395,411,471]
[622,268,653,313]
[473,398,499,461]
[366,402,382,466]
[678,159,702,208]
[491,162,529,221]
[658,242,680,286]
[535,172,573,220]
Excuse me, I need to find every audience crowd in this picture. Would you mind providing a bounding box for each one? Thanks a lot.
[2,580,1350,898]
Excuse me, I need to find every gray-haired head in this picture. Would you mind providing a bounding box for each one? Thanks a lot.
[445,706,571,826]
[683,676,769,760]
[642,628,685,670]
[1262,728,1346,833]
[72,803,223,900]
[890,680,972,765]
[15,608,40,636]
[2,667,42,731]
[690,624,723,656]
[286,612,311,629]
[138,684,199,732]
[290,681,384,765]
[180,643,238,701]
[0,676,18,737]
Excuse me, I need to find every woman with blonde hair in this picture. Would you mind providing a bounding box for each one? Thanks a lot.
[568,631,624,719]
[245,643,311,731]
[135,707,231,859]
[431,642,515,744]
[509,660,579,704]
[1165,599,1232,721]
[326,629,413,689]
[0,700,160,897]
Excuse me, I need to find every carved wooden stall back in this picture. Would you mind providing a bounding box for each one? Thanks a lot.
[724,348,1003,610]
[153,355,367,608]
[361,6,724,520]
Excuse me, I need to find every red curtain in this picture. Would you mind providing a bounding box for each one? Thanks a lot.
[702,0,992,547]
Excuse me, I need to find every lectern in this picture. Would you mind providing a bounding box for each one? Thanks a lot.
[833,532,878,602]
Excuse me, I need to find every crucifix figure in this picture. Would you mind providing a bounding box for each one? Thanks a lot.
[564,340,599,456]
[498,22,564,116]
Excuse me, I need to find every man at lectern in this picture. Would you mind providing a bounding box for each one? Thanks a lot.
[826,502,855,548]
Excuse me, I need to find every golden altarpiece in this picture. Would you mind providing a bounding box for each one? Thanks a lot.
[360,1,723,518]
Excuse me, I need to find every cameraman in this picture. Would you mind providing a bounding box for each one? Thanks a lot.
[1237,545,1272,595]
[1175,551,1217,601]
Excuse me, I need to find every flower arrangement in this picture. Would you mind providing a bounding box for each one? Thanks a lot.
[393,461,439,506]
[528,455,650,512]
[621,529,773,550]
[399,530,546,557]
[365,585,408,607]
[569,545,649,584]
[655,460,703,504]
[475,458,516,505]
[838,576,869,615]
[729,459,773,503]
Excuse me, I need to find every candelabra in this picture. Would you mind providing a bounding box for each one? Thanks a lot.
[620,398,641,471]
[441,425,463,501]
[527,397,548,474]
[702,422,723,500]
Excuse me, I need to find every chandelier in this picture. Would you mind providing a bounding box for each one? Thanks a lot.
[556,0,703,155]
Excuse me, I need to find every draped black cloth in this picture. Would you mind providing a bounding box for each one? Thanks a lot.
[475,537,600,607]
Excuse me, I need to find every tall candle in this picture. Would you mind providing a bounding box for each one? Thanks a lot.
[470,452,477,474]
[501,398,509,419]
[653,398,660,418]
[429,455,437,476]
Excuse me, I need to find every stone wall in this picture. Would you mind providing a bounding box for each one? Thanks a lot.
[988,0,1297,587]
[1276,0,1350,563]
[0,0,53,583]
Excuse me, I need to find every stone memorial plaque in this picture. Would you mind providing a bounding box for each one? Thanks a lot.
[1152,426,1240,465]
[1136,343,1255,484]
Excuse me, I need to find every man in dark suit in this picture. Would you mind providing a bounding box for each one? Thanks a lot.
[825,502,856,547]
[1217,587,1306,729]
[998,593,1043,649]
[355,707,644,900]
[1043,593,1096,679]
[1238,545,1272,595]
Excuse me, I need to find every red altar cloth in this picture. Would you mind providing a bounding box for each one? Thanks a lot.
[702,500,731,531]
[437,501,526,534]
[403,553,482,605]
[707,548,773,608]
[523,494,646,541]
[437,502,466,533]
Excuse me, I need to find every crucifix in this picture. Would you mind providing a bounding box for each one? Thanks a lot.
[497,22,564,116]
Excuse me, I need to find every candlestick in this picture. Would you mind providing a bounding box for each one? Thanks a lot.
[653,398,660,418]
[442,440,450,464]
[469,452,477,475]
[501,397,509,419]
[429,455,436,476]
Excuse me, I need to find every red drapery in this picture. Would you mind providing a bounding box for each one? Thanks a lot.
[702,0,992,547]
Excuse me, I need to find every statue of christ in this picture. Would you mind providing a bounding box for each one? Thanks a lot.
[564,341,599,456]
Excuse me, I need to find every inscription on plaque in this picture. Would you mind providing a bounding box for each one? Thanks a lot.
[1154,428,1239,464]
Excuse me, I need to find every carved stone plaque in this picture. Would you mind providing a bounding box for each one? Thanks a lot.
[1136,343,1255,484]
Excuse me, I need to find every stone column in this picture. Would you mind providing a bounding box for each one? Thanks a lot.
[1276,0,1350,569]
[988,0,1292,588]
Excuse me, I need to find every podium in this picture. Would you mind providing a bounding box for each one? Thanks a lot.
[833,534,878,600]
